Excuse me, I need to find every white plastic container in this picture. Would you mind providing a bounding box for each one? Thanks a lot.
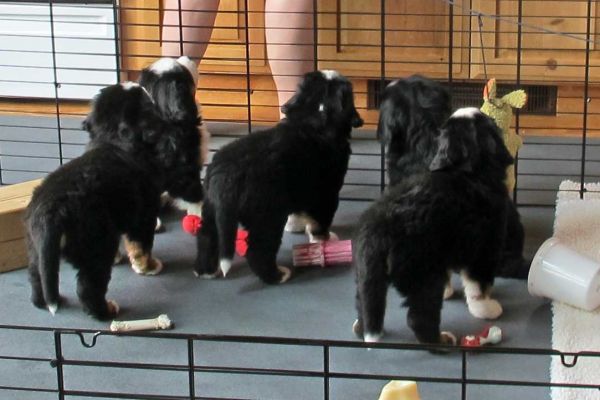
[528,237,600,311]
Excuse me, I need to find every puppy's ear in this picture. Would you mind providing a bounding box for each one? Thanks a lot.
[281,93,300,117]
[376,98,398,144]
[429,128,473,172]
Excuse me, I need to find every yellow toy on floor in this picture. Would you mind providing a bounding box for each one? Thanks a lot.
[378,380,420,400]
[480,78,527,195]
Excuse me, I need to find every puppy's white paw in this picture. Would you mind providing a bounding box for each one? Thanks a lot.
[155,217,163,232]
[186,201,203,217]
[113,251,126,265]
[364,331,383,343]
[277,265,292,283]
[352,319,363,337]
[443,283,455,300]
[172,199,203,216]
[220,259,233,277]
[48,303,58,316]
[131,257,163,276]
[308,231,338,243]
[467,298,503,320]
[440,331,457,346]
[285,214,307,233]
[107,299,120,316]
[193,269,221,279]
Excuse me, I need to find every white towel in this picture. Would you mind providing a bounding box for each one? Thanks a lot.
[551,180,600,400]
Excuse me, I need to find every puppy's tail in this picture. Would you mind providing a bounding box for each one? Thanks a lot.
[35,224,63,314]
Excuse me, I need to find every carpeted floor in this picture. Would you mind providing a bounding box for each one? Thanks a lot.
[0,118,575,399]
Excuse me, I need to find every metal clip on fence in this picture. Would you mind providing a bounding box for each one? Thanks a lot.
[74,330,103,348]
[560,353,579,368]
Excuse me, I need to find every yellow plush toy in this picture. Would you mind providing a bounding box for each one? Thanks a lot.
[480,78,527,195]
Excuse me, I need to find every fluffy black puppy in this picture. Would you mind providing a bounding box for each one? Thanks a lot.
[353,108,512,345]
[25,83,196,319]
[378,75,528,281]
[137,56,207,216]
[194,70,363,283]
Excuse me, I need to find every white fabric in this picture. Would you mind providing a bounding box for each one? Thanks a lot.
[551,180,600,400]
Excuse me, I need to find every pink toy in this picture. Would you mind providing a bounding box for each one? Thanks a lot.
[293,240,352,267]
[461,325,502,347]
[182,215,248,257]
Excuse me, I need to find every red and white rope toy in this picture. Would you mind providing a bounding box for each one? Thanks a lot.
[460,325,502,347]
[292,240,352,267]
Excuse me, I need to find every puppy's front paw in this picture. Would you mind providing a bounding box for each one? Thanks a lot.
[467,298,503,320]
[364,331,383,343]
[308,230,338,243]
[114,251,126,265]
[155,217,164,233]
[277,265,292,283]
[186,201,203,217]
[440,331,457,346]
[352,319,363,337]
[107,299,120,317]
[443,283,455,300]
[131,257,163,276]
[285,214,307,233]
[194,269,221,279]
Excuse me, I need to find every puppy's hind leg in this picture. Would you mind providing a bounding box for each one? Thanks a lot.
[74,238,121,320]
[354,243,388,343]
[215,207,240,278]
[461,270,503,320]
[405,278,456,349]
[28,227,62,314]
[245,215,291,284]
[27,236,46,310]
[76,261,119,320]
[355,274,388,343]
[194,201,220,278]
[306,195,340,242]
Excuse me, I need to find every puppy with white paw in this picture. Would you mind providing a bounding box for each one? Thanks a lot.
[353,108,512,346]
[138,56,208,221]
[26,83,199,319]
[194,70,362,283]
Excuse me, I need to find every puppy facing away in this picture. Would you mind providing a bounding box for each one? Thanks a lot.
[194,70,363,283]
[353,108,513,346]
[25,83,198,319]
[137,55,207,217]
[378,75,528,281]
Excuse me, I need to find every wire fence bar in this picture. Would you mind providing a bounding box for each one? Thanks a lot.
[0,0,600,206]
[0,324,599,399]
[1,4,600,397]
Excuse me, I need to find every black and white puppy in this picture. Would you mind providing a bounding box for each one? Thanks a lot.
[138,56,207,218]
[26,82,198,319]
[353,108,512,345]
[378,75,528,282]
[194,70,363,283]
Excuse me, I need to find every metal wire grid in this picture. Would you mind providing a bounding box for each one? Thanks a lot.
[0,0,599,204]
[0,324,599,400]
[0,2,599,398]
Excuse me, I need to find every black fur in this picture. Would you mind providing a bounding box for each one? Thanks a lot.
[354,109,513,345]
[378,75,528,278]
[194,70,363,283]
[25,83,199,319]
[136,57,204,204]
